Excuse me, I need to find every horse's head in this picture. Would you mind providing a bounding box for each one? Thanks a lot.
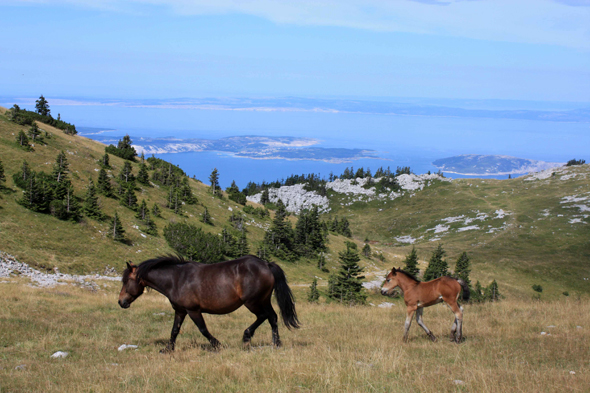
[119,261,145,309]
[381,267,401,296]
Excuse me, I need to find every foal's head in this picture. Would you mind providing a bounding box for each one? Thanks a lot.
[381,268,402,296]
[118,262,146,309]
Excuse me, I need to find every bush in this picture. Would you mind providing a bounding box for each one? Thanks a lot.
[566,159,586,166]
[532,284,543,293]
[163,222,225,263]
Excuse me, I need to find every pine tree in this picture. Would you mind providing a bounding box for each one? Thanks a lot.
[136,199,149,221]
[329,243,366,305]
[28,122,41,141]
[0,159,5,188]
[16,130,31,149]
[338,217,352,237]
[180,177,197,204]
[18,172,43,211]
[472,281,484,303]
[260,188,270,205]
[454,252,471,287]
[121,183,138,211]
[487,280,500,302]
[236,230,250,256]
[137,162,150,186]
[52,151,69,183]
[109,212,126,242]
[101,153,111,168]
[63,182,80,221]
[119,161,135,183]
[140,151,145,163]
[209,168,221,196]
[83,179,103,219]
[152,202,161,217]
[264,199,295,260]
[294,206,326,257]
[403,246,420,277]
[35,95,50,116]
[362,243,372,258]
[97,168,113,197]
[308,278,320,303]
[317,252,328,272]
[202,207,212,225]
[423,244,449,281]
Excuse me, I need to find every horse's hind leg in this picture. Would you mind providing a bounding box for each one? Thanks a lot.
[265,304,281,347]
[450,318,457,342]
[243,301,269,348]
[447,301,463,343]
[188,310,221,349]
[415,308,437,342]
[162,309,187,353]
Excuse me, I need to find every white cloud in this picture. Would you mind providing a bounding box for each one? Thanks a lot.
[4,0,590,49]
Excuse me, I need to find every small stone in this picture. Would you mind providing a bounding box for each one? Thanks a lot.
[576,326,582,329]
[118,344,138,351]
[546,325,556,328]
[15,364,26,370]
[540,332,547,335]
[570,371,576,375]
[453,380,465,385]
[51,351,69,359]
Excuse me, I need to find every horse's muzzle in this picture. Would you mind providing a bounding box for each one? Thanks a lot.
[118,299,130,309]
[380,289,389,296]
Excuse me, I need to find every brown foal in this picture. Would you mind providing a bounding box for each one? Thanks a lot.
[381,268,470,343]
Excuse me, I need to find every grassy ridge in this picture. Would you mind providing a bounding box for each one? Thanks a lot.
[328,169,590,298]
[0,279,588,392]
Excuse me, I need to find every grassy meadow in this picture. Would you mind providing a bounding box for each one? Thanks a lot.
[0,279,588,392]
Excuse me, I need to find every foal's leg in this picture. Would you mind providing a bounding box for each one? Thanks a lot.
[243,301,269,348]
[161,309,187,353]
[447,302,463,343]
[403,308,416,342]
[450,318,458,342]
[415,308,437,342]
[188,310,221,349]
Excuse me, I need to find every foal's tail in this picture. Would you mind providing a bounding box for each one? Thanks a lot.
[457,279,471,302]
[268,262,300,330]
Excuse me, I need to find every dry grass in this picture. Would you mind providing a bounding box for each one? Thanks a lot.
[0,280,588,392]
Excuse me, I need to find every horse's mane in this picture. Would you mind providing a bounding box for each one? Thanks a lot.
[395,269,421,283]
[131,255,191,281]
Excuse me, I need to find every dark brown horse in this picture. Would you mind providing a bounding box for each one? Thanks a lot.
[381,268,469,343]
[119,255,299,351]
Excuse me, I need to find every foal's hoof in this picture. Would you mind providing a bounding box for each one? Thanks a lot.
[273,339,282,348]
[210,339,222,350]
[428,333,437,342]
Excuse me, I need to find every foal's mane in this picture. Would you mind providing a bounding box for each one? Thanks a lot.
[124,255,191,282]
[395,269,421,283]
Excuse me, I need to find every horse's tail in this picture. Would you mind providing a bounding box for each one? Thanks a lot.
[457,279,470,302]
[268,262,300,330]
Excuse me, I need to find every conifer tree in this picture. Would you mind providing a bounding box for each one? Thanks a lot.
[101,153,111,168]
[260,188,270,205]
[423,244,449,281]
[18,172,43,211]
[403,246,420,277]
[362,243,372,258]
[35,95,50,116]
[236,230,249,256]
[454,252,471,287]
[52,151,69,183]
[140,151,145,163]
[109,212,126,242]
[308,278,320,303]
[294,206,326,257]
[209,168,221,196]
[63,182,80,221]
[119,161,135,183]
[202,207,212,225]
[227,180,246,205]
[137,162,150,186]
[83,179,103,219]
[16,130,31,149]
[329,243,366,305]
[136,199,149,221]
[473,280,484,303]
[487,280,500,302]
[152,202,161,217]
[97,168,113,197]
[180,176,197,204]
[0,159,5,188]
[317,252,327,272]
[264,199,295,260]
[28,122,41,141]
[338,217,352,237]
[121,183,138,210]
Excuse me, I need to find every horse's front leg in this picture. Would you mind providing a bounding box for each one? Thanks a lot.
[161,309,187,353]
[403,308,416,343]
[188,310,221,349]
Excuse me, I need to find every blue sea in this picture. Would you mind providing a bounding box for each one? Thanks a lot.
[10,102,590,189]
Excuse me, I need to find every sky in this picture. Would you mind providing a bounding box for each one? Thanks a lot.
[1,0,589,103]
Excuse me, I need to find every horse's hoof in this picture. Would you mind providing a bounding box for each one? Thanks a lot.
[160,347,174,354]
[429,334,437,342]
[210,340,222,350]
[273,340,282,348]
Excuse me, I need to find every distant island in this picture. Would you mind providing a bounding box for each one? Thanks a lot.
[433,155,563,175]
[89,135,378,163]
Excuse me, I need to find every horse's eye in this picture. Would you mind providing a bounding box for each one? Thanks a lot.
[386,279,390,282]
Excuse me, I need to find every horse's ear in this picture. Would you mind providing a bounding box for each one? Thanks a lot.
[391,267,397,274]
[126,261,135,270]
